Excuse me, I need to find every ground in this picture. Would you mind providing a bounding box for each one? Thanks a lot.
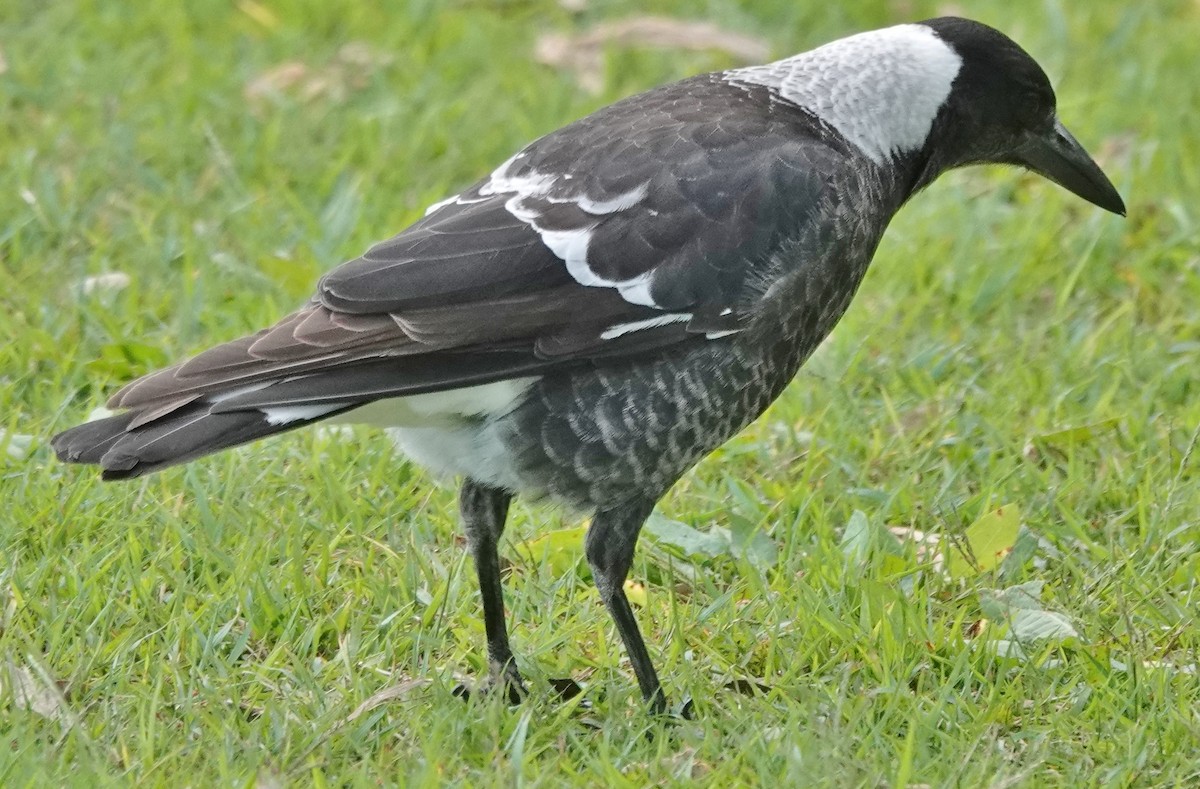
[2,0,1199,785]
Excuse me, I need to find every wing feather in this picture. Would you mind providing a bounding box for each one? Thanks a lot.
[109,75,847,422]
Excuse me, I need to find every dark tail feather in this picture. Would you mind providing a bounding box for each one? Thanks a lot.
[51,401,345,480]
[50,411,140,464]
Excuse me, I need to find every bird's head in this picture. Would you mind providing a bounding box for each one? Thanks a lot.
[734,17,1124,215]
[913,17,1125,215]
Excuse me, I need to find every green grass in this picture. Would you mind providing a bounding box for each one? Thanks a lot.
[3,0,1199,785]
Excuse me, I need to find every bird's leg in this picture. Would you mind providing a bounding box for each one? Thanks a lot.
[458,479,525,703]
[584,498,669,715]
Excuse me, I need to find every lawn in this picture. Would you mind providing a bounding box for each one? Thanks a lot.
[3,0,1199,785]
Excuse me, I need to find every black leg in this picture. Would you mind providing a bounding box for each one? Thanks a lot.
[584,497,668,715]
[459,479,525,702]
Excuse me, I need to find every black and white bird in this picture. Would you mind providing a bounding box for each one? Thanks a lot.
[53,18,1124,714]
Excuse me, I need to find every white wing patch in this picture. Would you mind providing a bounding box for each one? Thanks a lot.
[725,24,961,164]
[474,152,660,308]
[262,402,349,425]
[424,192,489,216]
[600,313,692,340]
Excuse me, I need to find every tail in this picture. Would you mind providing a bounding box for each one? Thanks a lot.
[50,400,356,480]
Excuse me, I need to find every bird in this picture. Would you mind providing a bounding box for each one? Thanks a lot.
[52,17,1125,715]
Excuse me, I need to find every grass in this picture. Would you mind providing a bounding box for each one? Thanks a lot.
[2,0,1199,785]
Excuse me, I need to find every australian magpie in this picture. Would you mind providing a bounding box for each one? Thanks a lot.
[53,17,1125,714]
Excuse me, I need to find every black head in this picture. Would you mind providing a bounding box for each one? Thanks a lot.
[918,17,1125,215]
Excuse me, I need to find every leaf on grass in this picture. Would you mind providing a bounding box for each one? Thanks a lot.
[1031,418,1121,449]
[1007,608,1079,642]
[624,579,647,607]
[1109,659,1198,676]
[727,520,778,569]
[79,271,131,295]
[946,504,1021,578]
[536,16,770,94]
[979,581,1079,659]
[1,430,34,461]
[841,510,904,563]
[238,0,280,29]
[840,510,872,561]
[244,43,392,112]
[2,659,75,730]
[515,526,588,575]
[979,580,1044,617]
[644,512,728,559]
[341,678,431,725]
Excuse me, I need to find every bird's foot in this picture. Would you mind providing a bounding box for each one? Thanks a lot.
[646,691,693,721]
[453,660,528,705]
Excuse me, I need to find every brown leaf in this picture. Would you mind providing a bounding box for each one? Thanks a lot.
[244,43,392,112]
[2,658,77,731]
[244,62,310,104]
[536,16,770,94]
[340,678,431,725]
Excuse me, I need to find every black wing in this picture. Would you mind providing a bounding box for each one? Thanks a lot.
[111,75,849,415]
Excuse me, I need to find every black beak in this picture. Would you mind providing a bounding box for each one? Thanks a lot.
[1017,119,1125,216]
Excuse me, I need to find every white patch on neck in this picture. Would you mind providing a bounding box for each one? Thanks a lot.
[726,24,962,164]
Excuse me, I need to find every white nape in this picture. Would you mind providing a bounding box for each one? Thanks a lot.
[726,24,962,164]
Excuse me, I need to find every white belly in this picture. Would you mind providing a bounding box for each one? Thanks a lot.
[324,376,538,490]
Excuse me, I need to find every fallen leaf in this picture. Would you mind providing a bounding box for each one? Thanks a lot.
[841,509,904,564]
[945,504,1021,578]
[1007,608,1079,642]
[536,16,770,94]
[341,678,431,724]
[244,43,391,112]
[1109,659,1198,676]
[624,579,647,607]
[979,580,1045,616]
[80,271,131,295]
[238,0,280,30]
[979,581,1080,660]
[2,659,77,731]
[245,62,311,103]
[841,510,872,561]
[515,526,588,575]
[1,430,34,461]
[1031,418,1121,449]
[644,512,728,559]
